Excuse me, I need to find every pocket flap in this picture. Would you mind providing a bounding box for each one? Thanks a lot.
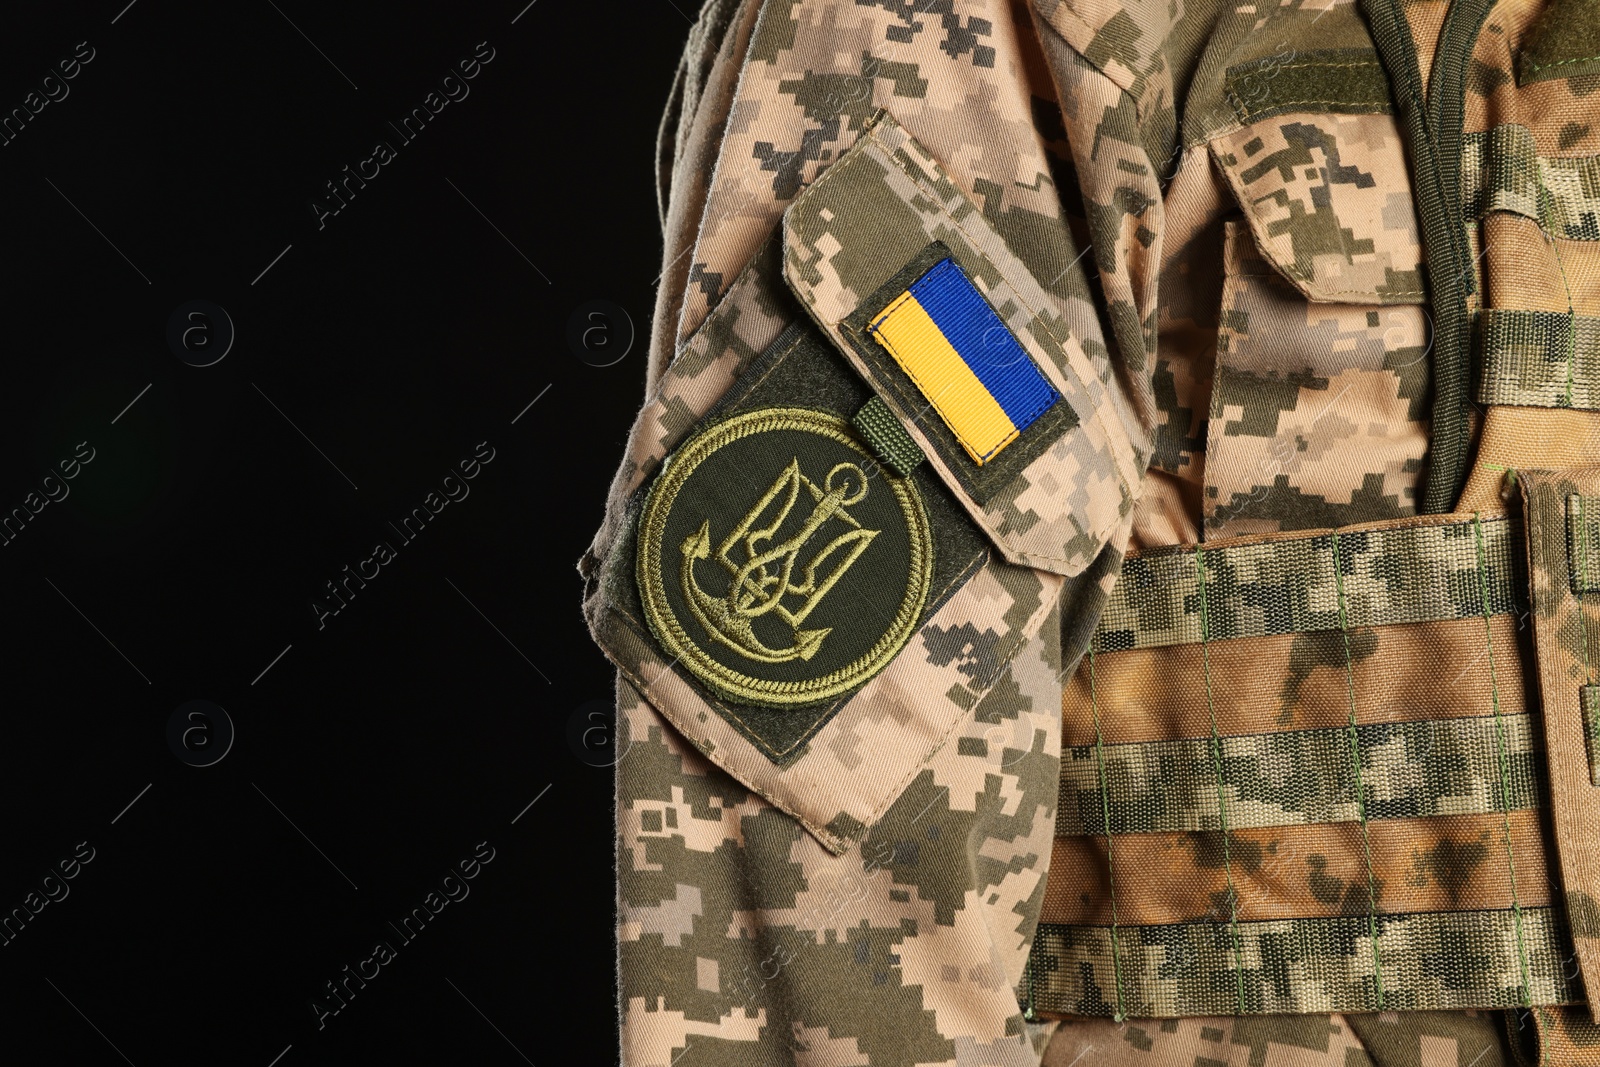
[1210,111,1427,306]
[781,110,1139,576]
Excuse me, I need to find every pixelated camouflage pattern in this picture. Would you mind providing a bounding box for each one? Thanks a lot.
[594,526,1060,853]
[1093,513,1518,652]
[1476,310,1600,410]
[648,0,766,389]
[1057,711,1540,835]
[1211,114,1425,306]
[598,4,1170,1060]
[1138,143,1227,547]
[616,614,1063,1064]
[1032,24,1167,450]
[1070,612,1530,743]
[1042,1009,1512,1067]
[583,237,793,579]
[783,110,1143,575]
[1461,127,1600,243]
[672,0,1091,356]
[599,0,1600,1055]
[1205,222,1428,537]
[1177,0,1389,143]
[1461,11,1600,159]
[1517,470,1600,1021]
[1028,904,1577,1018]
[1045,809,1554,924]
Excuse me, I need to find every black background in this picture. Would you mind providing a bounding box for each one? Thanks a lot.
[0,1,685,1062]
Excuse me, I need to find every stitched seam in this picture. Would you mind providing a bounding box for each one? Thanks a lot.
[1474,511,1535,1007]
[1236,60,1387,74]
[1087,645,1127,1021]
[1526,52,1600,73]
[1540,228,1584,412]
[1195,547,1247,1014]
[1231,99,1395,124]
[1331,531,1386,1009]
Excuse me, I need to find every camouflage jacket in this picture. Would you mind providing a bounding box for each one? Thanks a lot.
[582,0,1600,1063]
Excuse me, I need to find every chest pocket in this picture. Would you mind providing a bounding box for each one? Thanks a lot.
[583,111,1140,855]
[1202,52,1432,540]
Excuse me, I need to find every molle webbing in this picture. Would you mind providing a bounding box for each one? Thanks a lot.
[1461,125,1600,241]
[1093,514,1520,652]
[1477,310,1600,409]
[1025,512,1588,1019]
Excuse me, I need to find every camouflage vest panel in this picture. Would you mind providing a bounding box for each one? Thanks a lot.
[1025,0,1600,1044]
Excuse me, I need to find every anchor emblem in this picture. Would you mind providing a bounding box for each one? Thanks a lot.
[681,459,878,664]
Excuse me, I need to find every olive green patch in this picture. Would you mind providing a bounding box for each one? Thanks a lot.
[638,405,932,708]
[852,395,925,477]
[610,321,989,764]
[1519,0,1600,85]
[1225,49,1393,125]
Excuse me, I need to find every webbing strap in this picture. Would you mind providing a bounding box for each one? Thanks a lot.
[1029,907,1577,1017]
[1332,531,1386,1010]
[1522,473,1600,1022]
[1475,512,1536,1010]
[1195,548,1248,1014]
[1095,514,1521,652]
[1477,309,1600,409]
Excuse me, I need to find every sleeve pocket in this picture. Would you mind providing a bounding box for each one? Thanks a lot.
[584,112,1137,855]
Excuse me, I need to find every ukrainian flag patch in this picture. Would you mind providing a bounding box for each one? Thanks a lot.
[866,257,1059,465]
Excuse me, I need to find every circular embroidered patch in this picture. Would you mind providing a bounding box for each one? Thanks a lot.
[637,407,932,708]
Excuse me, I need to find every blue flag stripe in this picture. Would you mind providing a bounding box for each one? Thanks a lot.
[906,259,1058,431]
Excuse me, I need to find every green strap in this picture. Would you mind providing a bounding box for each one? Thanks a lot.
[851,396,925,478]
[1360,0,1497,514]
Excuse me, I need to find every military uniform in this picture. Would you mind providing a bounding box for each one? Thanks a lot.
[580,0,1600,1063]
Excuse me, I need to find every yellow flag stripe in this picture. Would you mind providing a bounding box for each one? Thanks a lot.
[869,292,1019,464]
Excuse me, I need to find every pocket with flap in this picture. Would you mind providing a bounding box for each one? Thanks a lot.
[583,112,1139,854]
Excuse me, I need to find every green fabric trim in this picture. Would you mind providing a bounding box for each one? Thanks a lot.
[1224,48,1392,124]
[1518,0,1600,85]
[1030,906,1578,1016]
[1059,711,1541,835]
[1361,0,1494,514]
[851,396,925,478]
[1583,685,1600,788]
[1477,309,1600,408]
[1093,514,1520,652]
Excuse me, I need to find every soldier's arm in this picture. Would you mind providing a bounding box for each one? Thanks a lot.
[583,1,1161,1062]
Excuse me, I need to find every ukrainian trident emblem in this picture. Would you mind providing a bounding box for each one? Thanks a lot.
[636,406,931,710]
[681,459,877,664]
